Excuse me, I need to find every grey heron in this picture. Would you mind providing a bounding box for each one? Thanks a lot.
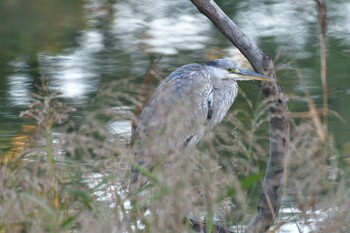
[131,59,271,182]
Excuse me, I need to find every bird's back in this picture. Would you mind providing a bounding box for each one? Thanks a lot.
[132,63,213,161]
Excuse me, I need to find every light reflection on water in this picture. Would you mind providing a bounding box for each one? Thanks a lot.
[329,2,350,45]
[7,57,32,106]
[112,0,210,55]
[38,30,104,100]
[141,15,210,54]
[7,74,31,106]
[236,1,316,58]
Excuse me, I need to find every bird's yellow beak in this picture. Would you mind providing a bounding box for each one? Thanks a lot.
[228,68,272,82]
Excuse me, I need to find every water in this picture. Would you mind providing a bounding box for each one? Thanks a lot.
[1,0,350,231]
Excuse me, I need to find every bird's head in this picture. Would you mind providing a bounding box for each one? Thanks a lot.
[205,59,272,82]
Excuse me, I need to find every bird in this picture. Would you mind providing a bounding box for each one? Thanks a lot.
[131,59,271,183]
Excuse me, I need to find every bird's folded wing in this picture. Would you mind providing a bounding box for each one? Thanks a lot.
[132,63,213,157]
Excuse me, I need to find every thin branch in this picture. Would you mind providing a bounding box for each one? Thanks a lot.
[189,0,269,74]
[316,0,328,128]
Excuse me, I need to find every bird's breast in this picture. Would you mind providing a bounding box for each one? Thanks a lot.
[207,80,238,128]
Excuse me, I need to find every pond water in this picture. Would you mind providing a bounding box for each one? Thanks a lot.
[0,0,349,231]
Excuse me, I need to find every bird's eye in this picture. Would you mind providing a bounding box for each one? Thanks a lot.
[227,68,233,72]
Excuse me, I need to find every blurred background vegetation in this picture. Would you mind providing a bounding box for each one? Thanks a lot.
[0,0,349,232]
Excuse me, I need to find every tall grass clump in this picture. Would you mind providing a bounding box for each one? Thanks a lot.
[273,1,350,231]
[0,76,83,232]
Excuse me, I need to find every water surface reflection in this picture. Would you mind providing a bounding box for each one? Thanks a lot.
[39,30,104,100]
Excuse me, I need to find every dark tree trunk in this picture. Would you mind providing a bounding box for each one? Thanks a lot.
[189,1,289,232]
